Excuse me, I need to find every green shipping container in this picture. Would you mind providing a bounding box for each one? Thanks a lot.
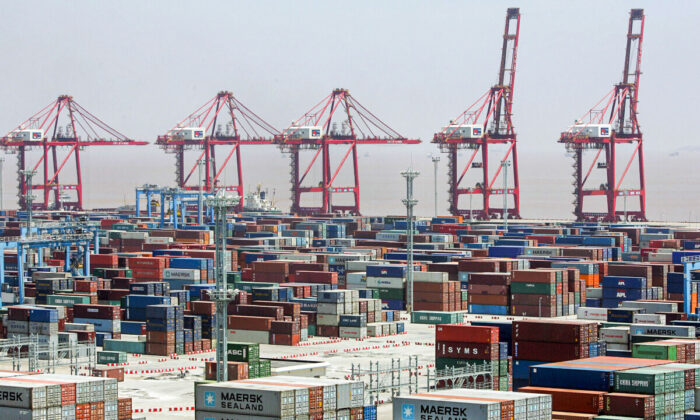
[411,311,464,325]
[510,282,556,295]
[307,325,316,336]
[227,342,260,363]
[46,294,92,307]
[234,281,279,292]
[614,367,666,394]
[226,271,242,283]
[498,376,508,391]
[632,342,678,361]
[499,359,508,376]
[377,288,404,300]
[248,361,260,378]
[104,339,145,354]
[97,351,127,364]
[258,359,271,377]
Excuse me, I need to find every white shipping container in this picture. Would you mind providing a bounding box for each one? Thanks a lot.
[195,412,296,420]
[345,261,381,272]
[601,326,630,344]
[227,329,270,344]
[338,327,367,339]
[577,307,608,321]
[345,272,366,285]
[119,231,148,240]
[163,268,201,281]
[366,276,404,289]
[413,271,448,283]
[632,313,666,324]
[317,303,344,315]
[317,314,341,326]
[145,236,173,245]
[606,343,630,351]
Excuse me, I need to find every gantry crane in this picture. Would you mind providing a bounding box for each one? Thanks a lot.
[0,95,148,210]
[559,9,646,222]
[155,91,279,211]
[432,8,521,220]
[275,88,420,216]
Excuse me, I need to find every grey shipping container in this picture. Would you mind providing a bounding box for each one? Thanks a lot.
[393,394,501,420]
[195,411,296,420]
[0,380,47,409]
[195,382,298,417]
[0,407,46,419]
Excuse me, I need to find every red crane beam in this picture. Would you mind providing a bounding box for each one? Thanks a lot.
[0,95,148,210]
[155,91,278,210]
[275,88,420,216]
[559,9,646,222]
[432,8,521,220]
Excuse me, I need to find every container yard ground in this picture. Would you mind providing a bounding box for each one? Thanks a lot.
[0,312,573,419]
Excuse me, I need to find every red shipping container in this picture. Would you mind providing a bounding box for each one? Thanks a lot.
[90,254,118,268]
[435,324,499,343]
[271,320,300,335]
[76,402,91,420]
[117,398,132,420]
[519,386,604,414]
[191,301,216,315]
[128,257,166,269]
[271,333,301,346]
[603,393,654,419]
[92,366,125,382]
[250,301,301,317]
[233,304,284,320]
[227,315,272,331]
[74,280,97,293]
[204,361,248,380]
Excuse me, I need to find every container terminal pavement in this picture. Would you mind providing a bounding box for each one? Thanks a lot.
[3,212,700,419]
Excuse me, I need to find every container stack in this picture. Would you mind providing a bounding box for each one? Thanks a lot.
[393,388,552,420]
[510,269,566,317]
[468,272,511,315]
[316,290,364,339]
[6,305,60,349]
[145,304,177,356]
[412,271,463,312]
[0,373,123,420]
[512,320,600,390]
[195,376,365,420]
[601,275,649,308]
[435,324,508,390]
[72,304,121,346]
[366,264,409,311]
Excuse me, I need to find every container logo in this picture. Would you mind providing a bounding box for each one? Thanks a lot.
[472,127,482,136]
[600,127,610,136]
[204,391,216,407]
[312,129,321,136]
[194,130,204,138]
[32,132,42,139]
[402,403,415,419]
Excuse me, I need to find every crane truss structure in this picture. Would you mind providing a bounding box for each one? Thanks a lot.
[433,8,521,220]
[559,9,646,222]
[276,88,420,216]
[0,95,147,210]
[155,91,278,211]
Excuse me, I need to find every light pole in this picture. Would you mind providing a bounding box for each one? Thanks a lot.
[21,170,37,237]
[431,156,440,217]
[197,160,205,225]
[501,160,511,230]
[623,191,629,223]
[468,187,474,224]
[205,192,240,382]
[0,157,4,212]
[401,168,419,314]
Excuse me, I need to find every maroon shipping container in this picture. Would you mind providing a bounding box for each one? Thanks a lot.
[97,289,131,301]
[435,324,499,343]
[513,320,591,343]
[111,277,134,290]
[92,366,125,382]
[468,272,511,285]
[227,315,272,331]
[414,292,450,302]
[233,304,284,320]
[514,341,586,361]
[603,393,654,419]
[316,325,339,337]
[518,386,604,414]
[468,294,509,306]
[191,301,216,315]
[435,341,499,360]
[118,397,132,420]
[204,361,248,380]
[250,301,301,318]
[146,331,176,344]
[512,270,557,283]
[271,320,300,335]
[145,342,175,356]
[469,284,509,295]
[270,333,301,346]
[511,294,556,306]
[8,307,32,321]
[457,260,500,272]
[511,305,557,317]
[73,304,120,320]
[413,282,450,293]
[295,271,338,284]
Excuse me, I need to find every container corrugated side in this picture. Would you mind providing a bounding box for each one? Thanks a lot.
[195,381,297,417]
[0,380,47,409]
[393,394,500,420]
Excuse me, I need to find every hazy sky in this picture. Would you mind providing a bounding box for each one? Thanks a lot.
[0,1,698,220]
